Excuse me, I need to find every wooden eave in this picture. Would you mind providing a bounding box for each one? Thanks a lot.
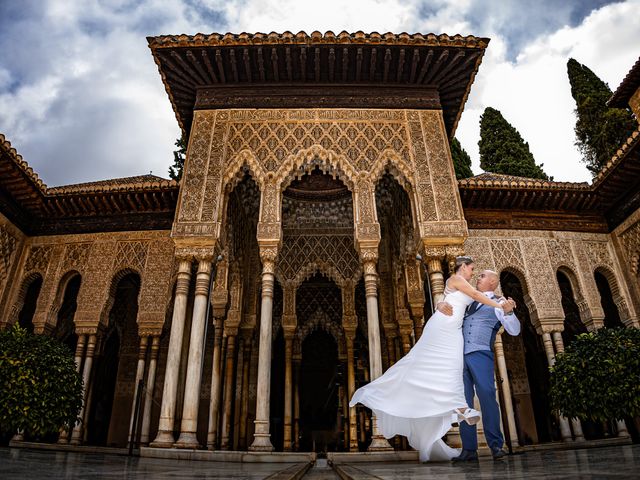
[459,132,640,233]
[0,134,179,235]
[608,56,640,108]
[147,30,490,139]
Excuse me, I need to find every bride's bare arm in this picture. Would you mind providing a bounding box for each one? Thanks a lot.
[448,275,503,309]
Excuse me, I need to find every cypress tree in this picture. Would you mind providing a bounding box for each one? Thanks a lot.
[450,137,474,179]
[567,58,636,175]
[168,136,187,181]
[478,107,550,180]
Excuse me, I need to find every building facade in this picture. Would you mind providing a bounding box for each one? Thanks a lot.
[1,32,639,454]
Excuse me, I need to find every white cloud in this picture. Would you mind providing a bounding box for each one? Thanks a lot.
[0,0,637,186]
[456,0,640,182]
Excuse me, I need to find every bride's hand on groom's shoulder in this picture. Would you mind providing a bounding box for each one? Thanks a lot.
[436,301,453,316]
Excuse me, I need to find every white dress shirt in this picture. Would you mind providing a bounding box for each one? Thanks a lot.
[484,291,521,336]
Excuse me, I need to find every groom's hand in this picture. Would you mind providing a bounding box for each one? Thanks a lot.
[436,301,453,316]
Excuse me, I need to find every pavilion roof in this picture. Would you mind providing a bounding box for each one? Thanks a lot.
[147,30,490,138]
[0,134,179,235]
[458,128,640,232]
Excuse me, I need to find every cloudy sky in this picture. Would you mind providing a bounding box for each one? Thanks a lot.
[0,0,638,187]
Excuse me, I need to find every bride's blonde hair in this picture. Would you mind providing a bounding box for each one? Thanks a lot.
[454,255,474,273]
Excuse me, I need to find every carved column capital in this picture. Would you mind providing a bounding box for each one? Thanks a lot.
[258,245,279,273]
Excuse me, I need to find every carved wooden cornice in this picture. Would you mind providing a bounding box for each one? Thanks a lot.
[147,30,489,139]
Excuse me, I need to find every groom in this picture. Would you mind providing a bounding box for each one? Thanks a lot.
[437,270,520,461]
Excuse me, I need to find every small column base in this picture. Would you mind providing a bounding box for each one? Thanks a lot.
[249,433,274,452]
[617,420,630,438]
[368,434,394,451]
[174,432,200,449]
[149,430,176,448]
[69,431,82,446]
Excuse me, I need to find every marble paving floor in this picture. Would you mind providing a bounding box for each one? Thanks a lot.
[334,444,640,479]
[0,448,288,479]
[2,444,640,479]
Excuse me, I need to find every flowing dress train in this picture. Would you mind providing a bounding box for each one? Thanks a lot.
[349,289,473,461]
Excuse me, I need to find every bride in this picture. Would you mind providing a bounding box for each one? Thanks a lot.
[349,255,509,461]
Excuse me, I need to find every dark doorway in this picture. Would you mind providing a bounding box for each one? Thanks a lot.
[18,276,42,333]
[594,271,625,328]
[501,271,557,444]
[53,275,81,353]
[556,271,587,346]
[299,330,339,452]
[86,272,140,447]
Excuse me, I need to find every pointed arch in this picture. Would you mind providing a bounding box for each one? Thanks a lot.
[277,145,358,192]
[8,272,43,327]
[289,262,347,290]
[594,266,630,326]
[47,270,82,331]
[223,149,267,192]
[99,267,142,327]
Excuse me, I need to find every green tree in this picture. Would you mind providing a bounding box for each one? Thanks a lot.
[450,137,474,179]
[478,107,550,180]
[0,324,83,439]
[567,58,636,175]
[549,328,640,422]
[168,136,187,181]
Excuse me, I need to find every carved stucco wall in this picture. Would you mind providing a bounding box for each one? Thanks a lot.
[612,206,640,316]
[465,229,639,331]
[2,230,175,336]
[172,109,467,248]
[0,212,27,317]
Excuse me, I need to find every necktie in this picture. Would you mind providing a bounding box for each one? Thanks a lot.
[468,294,494,315]
[467,301,480,315]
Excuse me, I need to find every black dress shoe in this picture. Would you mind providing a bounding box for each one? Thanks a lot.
[452,450,479,462]
[491,447,507,460]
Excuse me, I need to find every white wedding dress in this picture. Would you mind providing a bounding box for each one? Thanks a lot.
[349,288,473,461]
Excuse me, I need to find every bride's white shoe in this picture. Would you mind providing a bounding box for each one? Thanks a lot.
[455,408,481,425]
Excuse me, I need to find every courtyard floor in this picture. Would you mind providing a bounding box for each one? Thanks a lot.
[1,443,639,479]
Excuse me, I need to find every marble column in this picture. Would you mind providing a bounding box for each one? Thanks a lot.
[58,334,87,444]
[400,331,412,357]
[494,332,520,447]
[293,357,301,451]
[174,257,213,448]
[346,334,359,452]
[71,333,97,445]
[385,336,396,366]
[207,317,224,450]
[233,336,245,450]
[140,335,160,445]
[362,254,393,451]
[542,331,573,442]
[221,332,237,450]
[151,258,192,447]
[283,333,294,451]
[249,249,276,452]
[426,257,445,306]
[128,335,149,447]
[239,340,251,450]
[552,331,585,442]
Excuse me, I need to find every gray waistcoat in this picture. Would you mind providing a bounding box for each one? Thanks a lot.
[463,304,501,354]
